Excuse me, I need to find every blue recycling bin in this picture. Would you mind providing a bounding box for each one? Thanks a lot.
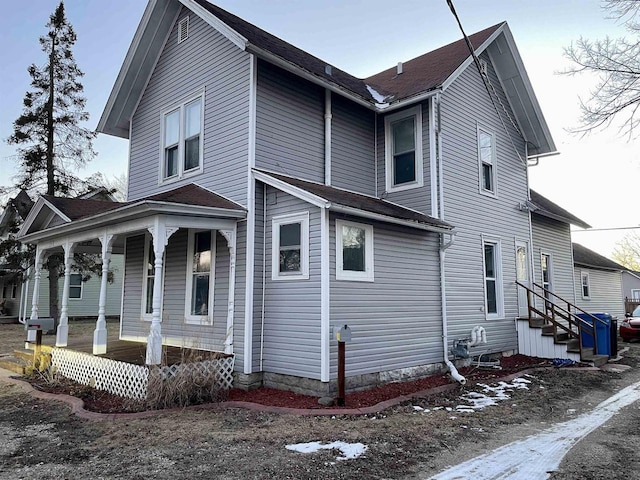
[577,313,611,356]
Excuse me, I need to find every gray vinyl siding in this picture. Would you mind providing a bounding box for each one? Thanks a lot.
[255,61,325,182]
[331,95,376,195]
[121,235,145,338]
[25,255,124,319]
[440,55,529,354]
[251,184,265,372]
[262,188,322,379]
[329,215,442,378]
[531,215,575,304]
[376,102,432,214]
[574,268,624,318]
[129,7,251,205]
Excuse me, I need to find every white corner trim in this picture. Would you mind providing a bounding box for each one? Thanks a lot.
[320,207,330,382]
[178,0,248,50]
[429,97,438,218]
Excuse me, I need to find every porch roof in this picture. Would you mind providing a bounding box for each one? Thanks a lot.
[19,184,246,244]
[254,169,454,233]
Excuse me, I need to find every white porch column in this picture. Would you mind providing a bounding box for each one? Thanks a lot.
[93,233,115,355]
[56,241,76,347]
[220,228,237,355]
[145,222,178,365]
[26,247,46,347]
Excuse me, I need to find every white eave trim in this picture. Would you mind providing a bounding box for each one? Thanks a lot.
[19,197,72,237]
[329,204,453,234]
[19,201,246,243]
[178,0,248,50]
[253,170,329,208]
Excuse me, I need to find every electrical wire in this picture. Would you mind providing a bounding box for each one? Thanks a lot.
[446,0,527,169]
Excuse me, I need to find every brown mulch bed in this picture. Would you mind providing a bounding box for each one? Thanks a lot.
[18,354,557,414]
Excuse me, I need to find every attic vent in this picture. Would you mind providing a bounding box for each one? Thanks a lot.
[178,16,189,43]
[325,65,332,75]
[479,59,488,76]
[397,62,403,75]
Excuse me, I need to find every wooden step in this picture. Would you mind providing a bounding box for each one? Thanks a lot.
[566,339,581,353]
[529,318,546,328]
[0,356,26,374]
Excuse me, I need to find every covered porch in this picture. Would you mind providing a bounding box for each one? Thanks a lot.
[18,184,246,372]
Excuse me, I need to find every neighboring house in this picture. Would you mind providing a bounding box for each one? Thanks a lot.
[0,190,123,321]
[573,243,625,319]
[18,0,562,394]
[527,190,591,310]
[621,271,640,304]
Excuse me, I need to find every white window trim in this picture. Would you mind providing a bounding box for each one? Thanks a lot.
[384,105,424,193]
[158,90,205,185]
[581,270,591,300]
[68,273,83,301]
[336,219,374,282]
[272,212,309,281]
[477,125,497,197]
[141,233,166,322]
[482,236,504,320]
[184,229,216,325]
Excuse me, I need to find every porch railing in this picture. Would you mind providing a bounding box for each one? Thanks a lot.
[516,281,608,356]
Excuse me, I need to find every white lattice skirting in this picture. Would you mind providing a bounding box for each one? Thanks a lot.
[51,348,235,400]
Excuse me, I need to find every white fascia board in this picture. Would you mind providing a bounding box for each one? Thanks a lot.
[178,0,248,50]
[19,201,246,244]
[329,204,453,234]
[252,170,330,209]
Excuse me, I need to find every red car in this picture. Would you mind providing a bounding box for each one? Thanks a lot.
[620,306,640,341]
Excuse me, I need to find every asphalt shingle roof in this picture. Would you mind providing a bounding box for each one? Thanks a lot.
[529,190,591,229]
[573,243,625,271]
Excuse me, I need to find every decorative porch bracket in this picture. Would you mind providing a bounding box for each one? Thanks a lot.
[145,221,178,365]
[56,241,76,347]
[26,246,47,347]
[219,228,237,355]
[93,233,115,355]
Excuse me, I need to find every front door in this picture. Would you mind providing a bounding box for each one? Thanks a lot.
[516,241,530,318]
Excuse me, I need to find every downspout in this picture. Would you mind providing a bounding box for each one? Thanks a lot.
[324,89,332,186]
[436,92,466,385]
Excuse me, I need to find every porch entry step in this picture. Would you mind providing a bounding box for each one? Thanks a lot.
[581,353,609,367]
[0,356,26,375]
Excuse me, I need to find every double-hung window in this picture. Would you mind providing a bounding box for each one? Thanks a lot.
[478,127,496,195]
[384,106,423,193]
[336,220,374,282]
[69,274,83,300]
[272,212,309,281]
[185,230,215,324]
[482,238,503,319]
[161,93,204,181]
[581,271,591,299]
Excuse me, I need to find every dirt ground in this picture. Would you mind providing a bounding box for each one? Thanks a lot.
[1,322,639,479]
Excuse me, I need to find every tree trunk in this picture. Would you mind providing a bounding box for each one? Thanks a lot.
[48,255,60,323]
[46,36,56,196]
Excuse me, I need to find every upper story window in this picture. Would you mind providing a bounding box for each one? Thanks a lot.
[336,219,374,282]
[161,93,204,183]
[272,212,309,281]
[384,105,423,193]
[478,127,496,196]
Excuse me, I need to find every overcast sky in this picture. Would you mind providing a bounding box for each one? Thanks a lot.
[0,0,636,258]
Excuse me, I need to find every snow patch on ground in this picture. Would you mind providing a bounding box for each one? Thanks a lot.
[456,377,531,412]
[286,441,368,461]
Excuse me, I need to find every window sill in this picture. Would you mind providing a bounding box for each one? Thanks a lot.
[272,273,309,281]
[386,180,423,194]
[159,166,203,187]
[184,315,213,326]
[336,273,374,283]
[479,189,497,199]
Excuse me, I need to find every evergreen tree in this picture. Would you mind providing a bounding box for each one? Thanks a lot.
[5,2,98,321]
